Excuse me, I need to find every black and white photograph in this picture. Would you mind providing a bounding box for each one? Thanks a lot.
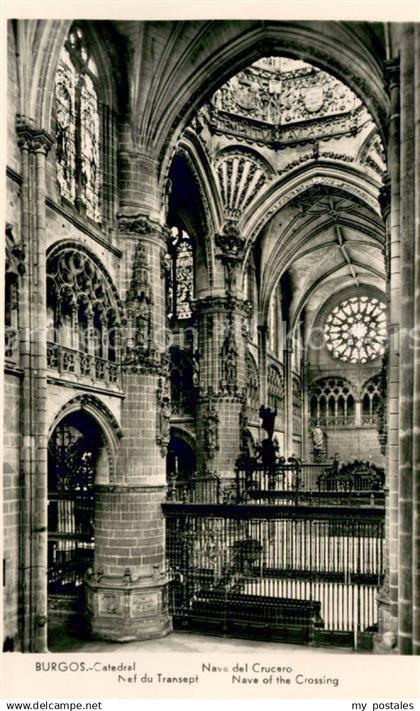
[2,4,419,690]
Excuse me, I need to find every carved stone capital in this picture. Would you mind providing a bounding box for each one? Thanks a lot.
[383,58,400,93]
[117,214,170,244]
[16,118,54,155]
[215,220,245,263]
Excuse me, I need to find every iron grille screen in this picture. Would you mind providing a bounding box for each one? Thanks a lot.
[48,421,95,598]
[164,504,384,646]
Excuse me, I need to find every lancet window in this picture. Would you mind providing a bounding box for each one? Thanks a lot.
[54,25,101,222]
[361,375,382,425]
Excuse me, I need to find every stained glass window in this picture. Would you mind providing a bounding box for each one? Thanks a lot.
[80,74,100,221]
[55,26,101,222]
[324,296,386,364]
[167,227,194,320]
[55,48,77,203]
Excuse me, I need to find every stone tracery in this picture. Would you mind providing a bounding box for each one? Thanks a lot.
[324,296,387,364]
[47,245,121,379]
[309,377,356,427]
[267,363,284,412]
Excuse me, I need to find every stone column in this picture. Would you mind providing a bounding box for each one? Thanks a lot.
[283,344,293,458]
[382,58,402,651]
[258,324,268,407]
[118,119,160,222]
[86,216,172,641]
[16,120,53,652]
[194,296,248,479]
[354,400,362,427]
[301,359,310,462]
[413,24,420,657]
[397,25,418,656]
[374,56,403,653]
[193,221,248,480]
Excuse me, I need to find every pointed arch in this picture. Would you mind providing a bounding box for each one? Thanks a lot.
[154,21,388,188]
[48,394,123,485]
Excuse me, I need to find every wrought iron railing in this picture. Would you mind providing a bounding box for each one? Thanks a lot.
[167,459,385,508]
[167,472,222,504]
[317,462,385,493]
[163,503,384,646]
[47,342,119,385]
[48,491,95,596]
[236,459,384,507]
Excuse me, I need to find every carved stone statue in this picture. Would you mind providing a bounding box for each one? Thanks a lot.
[125,241,154,362]
[311,426,324,451]
[156,377,171,455]
[192,352,200,388]
[159,396,171,444]
[224,344,237,389]
[206,417,218,458]
[221,325,238,393]
[204,393,219,458]
[311,426,325,463]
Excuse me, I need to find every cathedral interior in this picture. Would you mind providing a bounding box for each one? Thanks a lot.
[3,19,419,655]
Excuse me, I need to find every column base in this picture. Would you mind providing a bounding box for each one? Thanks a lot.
[373,585,398,654]
[85,573,172,642]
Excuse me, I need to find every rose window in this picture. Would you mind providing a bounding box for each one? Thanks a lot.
[324,296,386,363]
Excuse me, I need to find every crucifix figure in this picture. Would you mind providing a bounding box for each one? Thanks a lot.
[259,405,277,441]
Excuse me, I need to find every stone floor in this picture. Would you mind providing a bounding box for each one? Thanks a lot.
[48,628,354,654]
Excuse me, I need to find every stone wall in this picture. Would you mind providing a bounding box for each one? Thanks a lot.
[3,372,21,648]
[310,426,384,466]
